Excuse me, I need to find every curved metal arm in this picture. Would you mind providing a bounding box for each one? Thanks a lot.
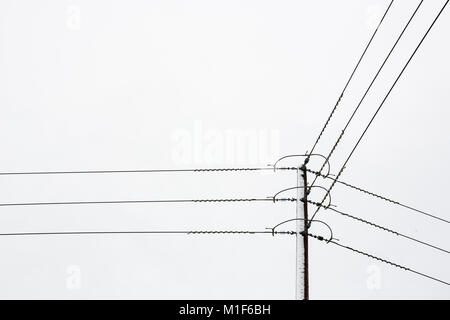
[271,154,331,178]
[270,218,334,243]
[271,185,333,209]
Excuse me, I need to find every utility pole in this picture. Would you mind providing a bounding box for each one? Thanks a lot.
[295,165,309,300]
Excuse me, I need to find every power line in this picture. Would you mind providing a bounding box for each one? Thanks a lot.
[311,0,423,185]
[308,233,449,286]
[307,200,449,255]
[0,166,295,176]
[307,0,394,159]
[1,227,447,287]
[3,164,446,224]
[306,168,449,224]
[0,230,289,237]
[0,227,446,286]
[0,197,296,208]
[311,0,450,222]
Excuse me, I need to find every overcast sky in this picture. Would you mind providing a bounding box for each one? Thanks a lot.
[0,0,449,299]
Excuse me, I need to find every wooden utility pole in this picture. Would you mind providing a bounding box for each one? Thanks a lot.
[295,165,309,300]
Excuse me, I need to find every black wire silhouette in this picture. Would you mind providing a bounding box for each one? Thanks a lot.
[309,234,450,286]
[0,166,293,176]
[307,0,395,159]
[307,168,449,224]
[311,0,450,222]
[308,200,449,255]
[0,197,297,208]
[310,0,424,187]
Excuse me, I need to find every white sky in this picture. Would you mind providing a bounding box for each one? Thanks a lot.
[0,0,449,299]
